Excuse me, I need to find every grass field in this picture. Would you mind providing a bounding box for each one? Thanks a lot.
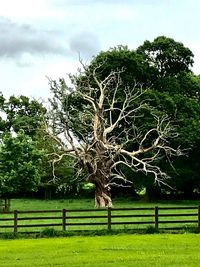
[1,198,200,233]
[0,234,200,267]
[9,198,200,211]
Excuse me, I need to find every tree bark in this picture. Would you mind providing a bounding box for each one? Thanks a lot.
[88,172,112,208]
[0,198,11,212]
[95,185,112,208]
[94,177,112,208]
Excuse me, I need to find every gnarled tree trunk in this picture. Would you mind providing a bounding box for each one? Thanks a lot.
[88,169,112,208]
[94,181,112,208]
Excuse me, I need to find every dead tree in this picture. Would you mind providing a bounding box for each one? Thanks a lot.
[47,63,182,208]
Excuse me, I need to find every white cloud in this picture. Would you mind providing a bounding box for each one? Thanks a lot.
[0,17,66,59]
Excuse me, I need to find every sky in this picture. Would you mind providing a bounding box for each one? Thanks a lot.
[0,0,200,101]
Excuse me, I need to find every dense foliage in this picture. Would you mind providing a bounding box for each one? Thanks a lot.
[1,35,200,200]
[0,130,43,197]
[88,36,200,198]
[0,95,75,198]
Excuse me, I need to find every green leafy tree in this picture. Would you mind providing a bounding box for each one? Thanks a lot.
[84,36,200,198]
[89,45,152,86]
[136,37,200,196]
[0,94,71,198]
[0,94,46,137]
[136,36,194,78]
[35,127,77,199]
[0,130,44,197]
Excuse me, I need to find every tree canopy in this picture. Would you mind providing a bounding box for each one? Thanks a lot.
[0,130,43,197]
[136,36,194,78]
[87,36,200,197]
[0,95,46,197]
[0,94,46,137]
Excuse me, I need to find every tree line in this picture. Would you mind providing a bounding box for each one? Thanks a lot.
[0,36,200,204]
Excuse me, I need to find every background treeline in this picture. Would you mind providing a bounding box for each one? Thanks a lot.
[1,36,200,200]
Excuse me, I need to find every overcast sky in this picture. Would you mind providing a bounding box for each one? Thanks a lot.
[0,0,200,100]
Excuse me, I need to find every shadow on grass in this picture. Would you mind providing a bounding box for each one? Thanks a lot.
[0,225,199,240]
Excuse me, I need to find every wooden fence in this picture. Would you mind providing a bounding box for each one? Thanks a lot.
[0,206,200,233]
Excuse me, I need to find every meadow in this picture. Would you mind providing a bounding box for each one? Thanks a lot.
[9,197,200,210]
[0,234,200,267]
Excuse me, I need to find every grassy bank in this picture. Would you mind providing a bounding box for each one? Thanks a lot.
[0,234,200,267]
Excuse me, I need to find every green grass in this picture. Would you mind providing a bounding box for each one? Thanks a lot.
[10,198,95,210]
[0,234,200,266]
[9,198,200,211]
[1,198,200,233]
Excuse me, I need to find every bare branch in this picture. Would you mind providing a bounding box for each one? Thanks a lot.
[47,61,184,207]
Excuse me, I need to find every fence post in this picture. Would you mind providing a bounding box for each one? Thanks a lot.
[198,206,200,232]
[62,209,66,231]
[14,210,18,234]
[155,206,159,230]
[108,207,112,231]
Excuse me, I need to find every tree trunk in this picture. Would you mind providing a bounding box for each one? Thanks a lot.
[0,198,11,212]
[94,179,112,208]
[86,155,113,208]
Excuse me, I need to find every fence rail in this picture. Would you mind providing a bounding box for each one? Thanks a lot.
[0,206,200,233]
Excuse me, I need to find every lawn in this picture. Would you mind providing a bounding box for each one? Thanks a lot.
[0,234,200,267]
[10,198,96,210]
[9,198,200,211]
